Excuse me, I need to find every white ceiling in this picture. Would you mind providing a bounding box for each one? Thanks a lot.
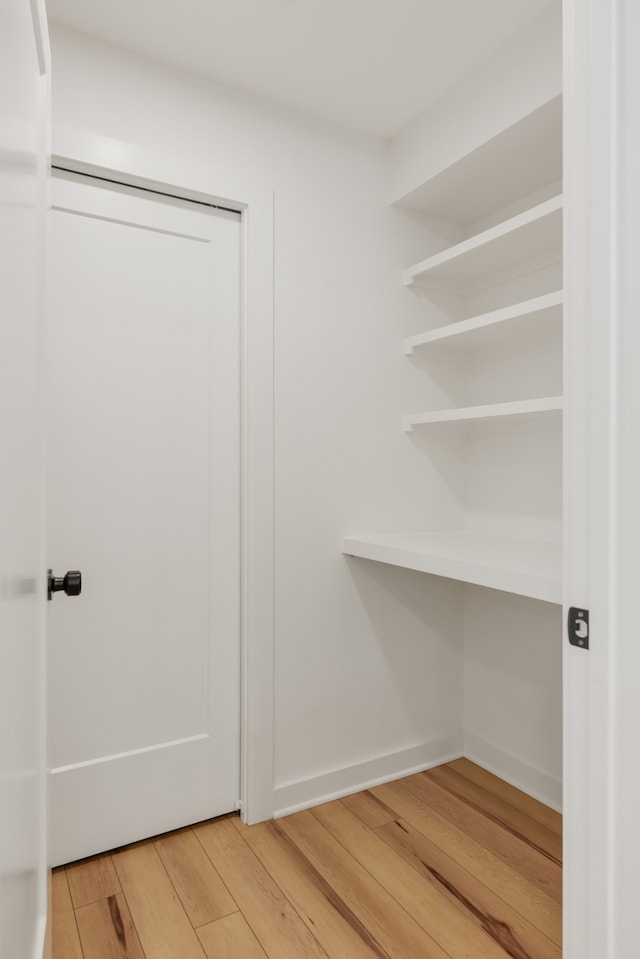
[46,0,553,138]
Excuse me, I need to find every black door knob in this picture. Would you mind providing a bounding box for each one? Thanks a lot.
[48,569,82,601]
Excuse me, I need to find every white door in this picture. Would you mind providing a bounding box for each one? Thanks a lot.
[0,0,49,954]
[47,170,241,866]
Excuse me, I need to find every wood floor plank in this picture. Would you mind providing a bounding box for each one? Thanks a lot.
[372,779,561,946]
[112,840,206,959]
[230,814,251,833]
[405,773,562,903]
[197,913,268,959]
[53,766,562,959]
[377,817,561,959]
[278,809,450,959]
[341,790,397,829]
[428,765,562,864]
[75,893,146,959]
[51,869,84,959]
[245,820,390,959]
[194,817,329,959]
[312,798,510,959]
[155,828,237,927]
[447,759,562,837]
[66,853,122,909]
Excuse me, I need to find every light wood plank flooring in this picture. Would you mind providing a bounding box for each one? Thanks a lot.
[52,759,562,959]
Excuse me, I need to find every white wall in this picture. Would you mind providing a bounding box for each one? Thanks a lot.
[464,588,563,809]
[49,26,465,814]
[390,0,562,206]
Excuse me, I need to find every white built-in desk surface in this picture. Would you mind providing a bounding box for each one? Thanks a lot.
[342,531,562,605]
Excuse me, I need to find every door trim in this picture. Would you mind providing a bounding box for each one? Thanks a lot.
[51,126,275,824]
[563,0,639,954]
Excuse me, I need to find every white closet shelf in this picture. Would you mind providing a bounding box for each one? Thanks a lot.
[343,531,562,604]
[393,97,562,225]
[403,396,563,432]
[404,195,562,290]
[403,291,563,354]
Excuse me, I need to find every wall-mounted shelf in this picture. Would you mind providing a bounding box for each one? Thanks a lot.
[403,396,563,432]
[404,195,562,291]
[343,531,562,604]
[394,97,563,225]
[403,291,563,355]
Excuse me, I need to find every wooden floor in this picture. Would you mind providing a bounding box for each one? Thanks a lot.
[51,758,562,959]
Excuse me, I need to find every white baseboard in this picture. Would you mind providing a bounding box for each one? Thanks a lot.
[33,914,48,959]
[272,732,464,819]
[464,731,562,812]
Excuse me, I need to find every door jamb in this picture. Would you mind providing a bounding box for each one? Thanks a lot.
[563,0,638,954]
[50,127,275,825]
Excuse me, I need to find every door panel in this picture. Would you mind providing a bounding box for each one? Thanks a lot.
[48,171,241,866]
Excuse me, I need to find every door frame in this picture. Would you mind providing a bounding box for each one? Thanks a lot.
[1,0,50,955]
[50,125,275,825]
[564,0,640,955]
